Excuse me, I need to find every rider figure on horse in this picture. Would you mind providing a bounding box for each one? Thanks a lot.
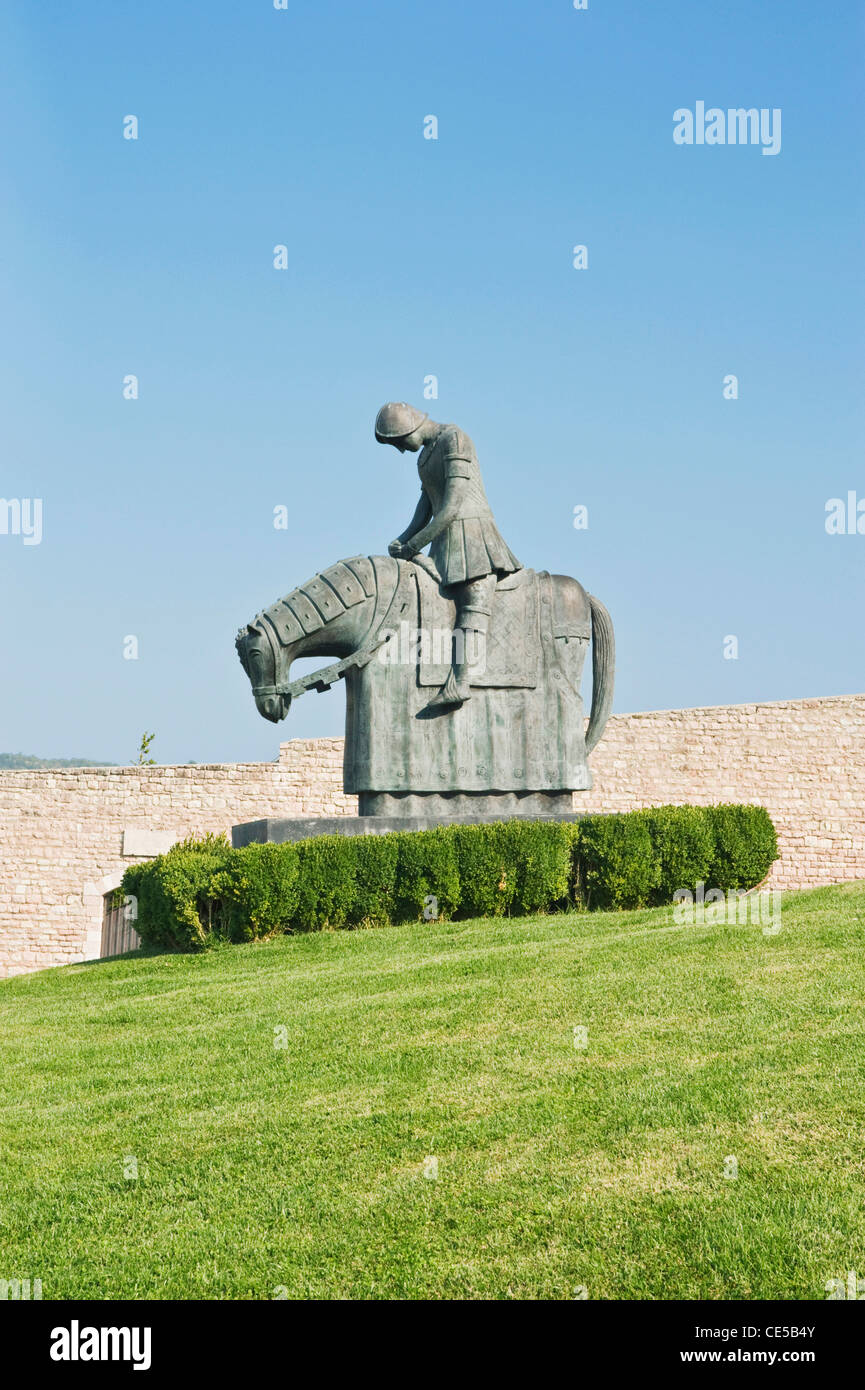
[376,402,522,709]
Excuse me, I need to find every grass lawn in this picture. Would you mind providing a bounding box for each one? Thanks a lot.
[1,881,864,1300]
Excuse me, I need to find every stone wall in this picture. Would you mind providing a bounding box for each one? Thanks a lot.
[581,694,865,892]
[0,740,349,979]
[1,694,863,978]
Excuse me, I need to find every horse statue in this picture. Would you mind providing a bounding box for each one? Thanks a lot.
[237,553,614,817]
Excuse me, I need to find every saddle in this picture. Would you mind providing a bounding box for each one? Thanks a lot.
[411,556,590,689]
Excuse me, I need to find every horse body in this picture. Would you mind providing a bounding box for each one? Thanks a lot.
[237,554,614,806]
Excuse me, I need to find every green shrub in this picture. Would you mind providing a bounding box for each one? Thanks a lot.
[496,820,573,915]
[217,843,300,941]
[576,812,658,910]
[122,840,229,951]
[451,823,515,917]
[346,835,400,927]
[641,805,716,905]
[574,804,778,910]
[293,834,359,930]
[123,804,779,949]
[172,831,231,857]
[706,804,778,891]
[393,828,460,922]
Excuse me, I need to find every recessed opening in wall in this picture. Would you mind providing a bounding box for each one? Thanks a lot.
[100,891,140,959]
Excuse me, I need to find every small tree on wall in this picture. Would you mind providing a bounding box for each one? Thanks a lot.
[135,732,156,766]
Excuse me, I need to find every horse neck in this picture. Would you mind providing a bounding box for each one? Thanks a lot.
[265,555,403,666]
[283,597,378,662]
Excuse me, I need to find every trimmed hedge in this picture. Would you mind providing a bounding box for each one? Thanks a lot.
[705,803,780,892]
[393,827,460,923]
[574,804,778,910]
[121,833,232,951]
[122,804,778,952]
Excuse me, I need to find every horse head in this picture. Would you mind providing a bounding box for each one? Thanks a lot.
[235,620,291,724]
[236,555,401,726]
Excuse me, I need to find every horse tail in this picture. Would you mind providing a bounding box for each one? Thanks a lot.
[585,593,615,754]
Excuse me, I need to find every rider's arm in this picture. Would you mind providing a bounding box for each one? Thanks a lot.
[404,476,470,554]
[397,491,432,545]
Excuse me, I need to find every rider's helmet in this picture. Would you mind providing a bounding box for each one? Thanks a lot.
[374,402,428,443]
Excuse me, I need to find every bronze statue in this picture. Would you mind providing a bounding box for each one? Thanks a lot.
[375,402,521,708]
[236,403,615,819]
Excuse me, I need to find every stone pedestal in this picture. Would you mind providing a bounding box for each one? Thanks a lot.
[357,790,576,816]
[232,810,581,848]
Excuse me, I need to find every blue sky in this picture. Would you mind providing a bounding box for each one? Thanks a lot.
[0,0,862,764]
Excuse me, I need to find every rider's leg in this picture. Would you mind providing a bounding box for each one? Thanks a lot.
[428,573,496,708]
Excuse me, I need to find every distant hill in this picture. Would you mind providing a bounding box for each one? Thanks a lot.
[0,753,117,769]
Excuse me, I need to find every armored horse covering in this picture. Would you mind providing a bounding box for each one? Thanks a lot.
[241,554,613,803]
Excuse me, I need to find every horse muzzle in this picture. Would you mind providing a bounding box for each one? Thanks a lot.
[253,688,291,723]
